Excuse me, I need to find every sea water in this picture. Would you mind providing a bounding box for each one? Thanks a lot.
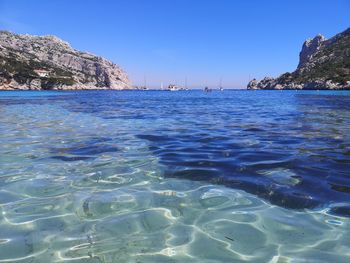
[0,90,349,262]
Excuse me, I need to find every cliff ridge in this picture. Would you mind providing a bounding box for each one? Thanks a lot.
[0,31,131,90]
[248,28,350,90]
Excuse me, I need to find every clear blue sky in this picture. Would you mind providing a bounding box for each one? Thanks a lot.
[0,0,349,88]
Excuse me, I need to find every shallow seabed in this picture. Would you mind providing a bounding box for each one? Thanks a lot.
[0,90,350,262]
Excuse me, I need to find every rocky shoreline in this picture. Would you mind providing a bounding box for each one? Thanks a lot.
[248,28,350,90]
[0,31,131,90]
[247,78,349,90]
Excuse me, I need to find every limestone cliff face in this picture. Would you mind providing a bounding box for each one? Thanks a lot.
[298,34,326,69]
[248,27,350,90]
[0,31,131,90]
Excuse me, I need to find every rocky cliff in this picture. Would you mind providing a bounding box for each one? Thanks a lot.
[247,27,350,90]
[0,31,131,90]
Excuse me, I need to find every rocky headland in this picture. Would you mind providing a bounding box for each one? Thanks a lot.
[0,31,131,90]
[248,27,350,90]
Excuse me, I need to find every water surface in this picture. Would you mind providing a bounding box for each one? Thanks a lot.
[0,90,350,262]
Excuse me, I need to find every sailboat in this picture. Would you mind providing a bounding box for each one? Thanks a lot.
[204,86,212,92]
[185,77,189,90]
[141,76,148,90]
[219,78,224,91]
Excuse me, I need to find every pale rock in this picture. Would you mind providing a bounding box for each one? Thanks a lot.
[0,30,132,90]
[247,27,350,90]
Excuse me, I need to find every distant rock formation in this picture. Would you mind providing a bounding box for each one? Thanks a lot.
[298,34,326,69]
[247,27,350,90]
[0,31,131,90]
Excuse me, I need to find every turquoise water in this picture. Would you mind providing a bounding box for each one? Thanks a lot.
[0,90,350,262]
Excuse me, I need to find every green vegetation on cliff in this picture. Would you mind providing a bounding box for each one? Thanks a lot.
[0,31,130,90]
[0,52,75,89]
[248,27,350,90]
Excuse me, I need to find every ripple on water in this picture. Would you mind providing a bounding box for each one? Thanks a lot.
[75,191,139,219]
[199,189,231,208]
[258,168,301,186]
[1,91,350,262]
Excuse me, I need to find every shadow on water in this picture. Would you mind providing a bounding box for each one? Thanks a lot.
[4,90,349,216]
[136,92,350,216]
[49,137,118,161]
[54,90,350,217]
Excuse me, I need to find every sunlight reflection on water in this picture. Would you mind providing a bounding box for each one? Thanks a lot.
[0,90,349,262]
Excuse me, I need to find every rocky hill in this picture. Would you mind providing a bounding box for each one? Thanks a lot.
[248,27,350,90]
[0,31,131,90]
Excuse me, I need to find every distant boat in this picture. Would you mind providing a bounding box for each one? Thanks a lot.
[142,75,147,90]
[168,84,179,91]
[204,86,212,92]
[219,78,224,91]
